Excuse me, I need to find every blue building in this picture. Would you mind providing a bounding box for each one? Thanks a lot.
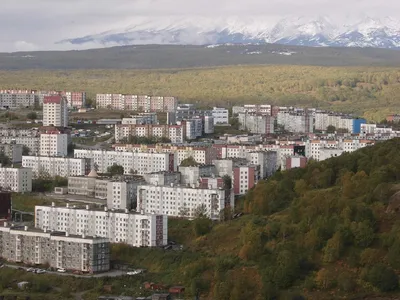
[353,118,366,134]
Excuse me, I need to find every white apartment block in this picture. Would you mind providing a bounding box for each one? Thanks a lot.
[277,112,313,133]
[305,139,374,161]
[0,167,32,192]
[113,144,215,165]
[22,156,89,178]
[184,120,197,140]
[35,205,168,247]
[74,149,177,175]
[0,224,110,273]
[0,137,39,155]
[42,95,68,127]
[137,185,231,220]
[96,94,177,112]
[212,107,229,125]
[0,93,36,108]
[115,124,184,144]
[238,113,275,134]
[40,133,69,157]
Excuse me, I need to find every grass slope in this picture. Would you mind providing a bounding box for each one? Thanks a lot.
[1,65,400,120]
[111,138,400,300]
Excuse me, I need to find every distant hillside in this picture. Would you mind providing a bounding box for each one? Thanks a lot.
[1,65,400,121]
[2,44,400,70]
[113,138,400,299]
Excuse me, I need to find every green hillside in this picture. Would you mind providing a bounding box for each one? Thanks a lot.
[2,65,400,121]
[112,138,400,299]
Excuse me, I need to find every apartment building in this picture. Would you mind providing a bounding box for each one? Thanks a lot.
[233,104,272,115]
[0,93,36,109]
[0,137,40,155]
[277,112,313,133]
[64,91,86,108]
[42,95,68,127]
[115,124,185,144]
[39,132,69,157]
[203,116,215,134]
[68,170,146,209]
[0,167,32,192]
[143,171,181,186]
[137,184,231,220]
[246,151,278,178]
[238,113,275,134]
[121,113,158,125]
[233,165,261,195]
[0,143,23,163]
[74,149,177,175]
[178,165,215,185]
[0,224,110,273]
[113,144,216,165]
[35,204,168,247]
[22,156,90,178]
[314,111,366,133]
[212,107,229,125]
[96,94,177,112]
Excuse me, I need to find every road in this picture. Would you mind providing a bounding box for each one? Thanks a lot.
[4,264,127,278]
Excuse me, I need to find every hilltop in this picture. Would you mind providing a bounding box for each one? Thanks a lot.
[1,65,400,121]
[111,138,400,299]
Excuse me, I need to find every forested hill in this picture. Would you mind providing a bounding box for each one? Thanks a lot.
[113,138,400,299]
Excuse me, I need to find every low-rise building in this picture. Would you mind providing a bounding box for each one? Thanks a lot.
[0,224,110,273]
[0,167,32,192]
[35,204,168,247]
[22,156,90,178]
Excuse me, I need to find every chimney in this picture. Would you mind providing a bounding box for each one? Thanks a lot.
[66,203,69,208]
[51,202,55,207]
[24,226,28,231]
[86,205,89,210]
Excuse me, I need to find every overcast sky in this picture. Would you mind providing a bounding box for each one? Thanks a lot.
[0,0,399,52]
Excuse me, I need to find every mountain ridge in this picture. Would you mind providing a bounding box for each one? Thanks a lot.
[60,15,400,49]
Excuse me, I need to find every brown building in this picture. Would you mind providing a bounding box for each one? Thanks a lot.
[0,191,11,220]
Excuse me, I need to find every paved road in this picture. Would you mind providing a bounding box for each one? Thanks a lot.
[4,264,127,278]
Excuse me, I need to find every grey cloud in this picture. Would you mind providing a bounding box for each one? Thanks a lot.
[0,0,400,51]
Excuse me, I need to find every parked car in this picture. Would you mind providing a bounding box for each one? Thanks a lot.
[57,268,67,273]
[36,269,46,274]
[27,268,35,272]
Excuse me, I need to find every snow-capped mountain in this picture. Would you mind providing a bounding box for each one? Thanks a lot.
[59,15,400,49]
